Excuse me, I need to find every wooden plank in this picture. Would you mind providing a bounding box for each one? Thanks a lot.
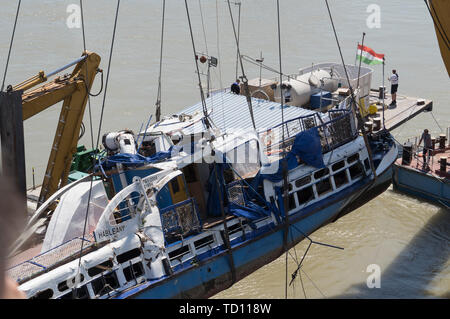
[368,90,433,132]
[0,90,27,215]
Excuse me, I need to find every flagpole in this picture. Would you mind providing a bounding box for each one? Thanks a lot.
[382,57,386,129]
[354,42,359,66]
[356,32,366,90]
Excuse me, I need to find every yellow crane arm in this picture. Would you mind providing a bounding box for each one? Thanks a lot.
[428,0,450,76]
[18,52,101,206]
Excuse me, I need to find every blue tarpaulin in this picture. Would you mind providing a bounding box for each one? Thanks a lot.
[97,147,173,171]
[206,164,227,217]
[259,127,325,183]
[228,201,272,228]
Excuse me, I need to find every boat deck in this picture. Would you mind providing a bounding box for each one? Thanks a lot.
[395,147,450,179]
[368,89,433,133]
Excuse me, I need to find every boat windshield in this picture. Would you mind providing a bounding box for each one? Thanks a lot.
[226,139,261,179]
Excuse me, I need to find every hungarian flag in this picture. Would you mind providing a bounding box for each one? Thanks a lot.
[356,44,384,65]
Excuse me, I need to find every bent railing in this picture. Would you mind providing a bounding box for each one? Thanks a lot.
[160,198,202,244]
[260,107,357,156]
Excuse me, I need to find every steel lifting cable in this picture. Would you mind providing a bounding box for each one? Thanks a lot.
[241,54,311,86]
[283,216,342,298]
[226,0,257,130]
[324,0,378,181]
[74,0,121,298]
[274,0,290,300]
[232,1,242,80]
[288,223,343,287]
[95,0,121,150]
[79,0,95,152]
[215,0,227,129]
[1,0,21,92]
[185,0,211,129]
[198,0,209,56]
[155,0,166,122]
[213,162,237,284]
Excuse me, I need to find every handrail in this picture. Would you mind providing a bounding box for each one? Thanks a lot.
[260,105,357,155]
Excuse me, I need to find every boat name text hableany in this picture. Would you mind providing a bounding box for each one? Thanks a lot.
[96,225,125,240]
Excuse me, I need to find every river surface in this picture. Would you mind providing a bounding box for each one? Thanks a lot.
[0,0,448,298]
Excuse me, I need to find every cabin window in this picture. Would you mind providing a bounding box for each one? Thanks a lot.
[282,193,296,211]
[333,170,348,188]
[168,245,190,261]
[88,260,114,277]
[30,288,53,299]
[314,168,329,179]
[228,222,243,235]
[364,158,370,171]
[347,153,359,164]
[349,163,364,179]
[117,248,141,264]
[295,176,311,188]
[58,274,85,292]
[227,139,261,179]
[332,160,345,171]
[316,177,332,196]
[194,235,215,250]
[139,141,156,157]
[297,186,315,205]
[123,262,145,282]
[170,179,180,193]
[183,165,198,183]
[60,285,89,299]
[91,271,120,296]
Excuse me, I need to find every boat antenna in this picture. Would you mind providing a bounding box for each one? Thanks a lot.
[155,0,166,122]
[323,0,377,180]
[1,0,21,92]
[185,0,211,130]
[226,0,257,130]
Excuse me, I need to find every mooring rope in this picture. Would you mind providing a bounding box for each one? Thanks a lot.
[1,0,21,92]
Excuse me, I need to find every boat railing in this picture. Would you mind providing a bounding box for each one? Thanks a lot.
[260,107,357,156]
[226,180,246,206]
[7,235,96,285]
[160,197,202,244]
